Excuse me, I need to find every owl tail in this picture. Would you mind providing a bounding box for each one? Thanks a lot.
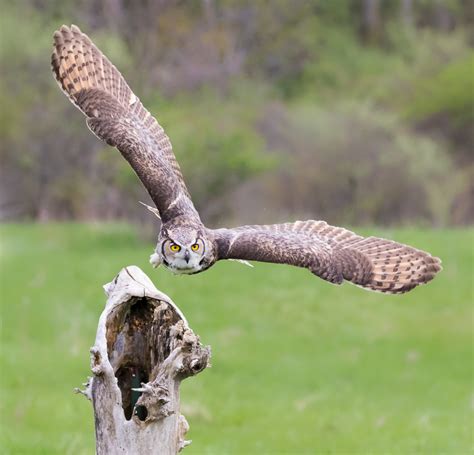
[338,237,442,294]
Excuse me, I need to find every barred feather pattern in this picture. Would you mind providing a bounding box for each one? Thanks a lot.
[51,25,197,223]
[52,26,442,294]
[214,220,442,294]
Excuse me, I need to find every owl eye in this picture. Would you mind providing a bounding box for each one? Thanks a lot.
[170,243,181,252]
[191,243,200,252]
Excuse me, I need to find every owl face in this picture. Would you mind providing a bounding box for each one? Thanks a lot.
[154,228,213,275]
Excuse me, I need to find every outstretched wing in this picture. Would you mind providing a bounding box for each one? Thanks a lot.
[214,220,441,294]
[51,25,199,223]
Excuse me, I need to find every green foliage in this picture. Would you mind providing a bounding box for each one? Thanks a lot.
[156,89,275,219]
[1,223,472,453]
[299,26,399,101]
[255,102,454,225]
[374,28,471,109]
[0,1,472,224]
[406,53,474,126]
[0,5,49,140]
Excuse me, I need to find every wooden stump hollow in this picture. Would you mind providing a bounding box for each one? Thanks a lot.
[76,266,210,454]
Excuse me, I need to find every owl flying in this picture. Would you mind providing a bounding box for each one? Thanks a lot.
[52,25,441,294]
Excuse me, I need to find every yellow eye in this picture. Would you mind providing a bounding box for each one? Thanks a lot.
[170,244,181,252]
[191,243,199,252]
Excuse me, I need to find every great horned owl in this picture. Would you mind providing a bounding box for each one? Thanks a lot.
[52,25,441,294]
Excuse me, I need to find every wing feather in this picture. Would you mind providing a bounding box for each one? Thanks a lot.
[51,25,198,223]
[214,221,441,294]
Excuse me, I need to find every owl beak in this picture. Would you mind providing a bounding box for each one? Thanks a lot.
[184,250,190,263]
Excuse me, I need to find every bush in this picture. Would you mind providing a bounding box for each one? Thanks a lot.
[242,102,455,226]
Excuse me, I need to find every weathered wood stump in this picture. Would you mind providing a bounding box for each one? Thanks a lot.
[76,266,210,454]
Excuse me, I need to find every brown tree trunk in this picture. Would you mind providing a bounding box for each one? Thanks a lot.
[76,266,211,454]
[433,0,453,31]
[361,0,381,44]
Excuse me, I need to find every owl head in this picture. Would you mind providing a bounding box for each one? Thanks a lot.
[150,224,215,274]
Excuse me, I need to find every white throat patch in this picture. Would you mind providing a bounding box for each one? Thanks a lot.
[166,255,202,274]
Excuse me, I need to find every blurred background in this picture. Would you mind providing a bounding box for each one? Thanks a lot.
[1,0,472,227]
[0,1,473,454]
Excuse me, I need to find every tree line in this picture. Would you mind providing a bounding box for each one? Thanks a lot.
[1,0,472,226]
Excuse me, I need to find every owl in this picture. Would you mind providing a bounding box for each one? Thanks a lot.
[52,25,441,294]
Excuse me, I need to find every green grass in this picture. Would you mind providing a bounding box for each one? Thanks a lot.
[0,223,472,454]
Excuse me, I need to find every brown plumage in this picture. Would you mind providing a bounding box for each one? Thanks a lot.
[51,24,196,223]
[52,25,442,294]
[213,221,441,294]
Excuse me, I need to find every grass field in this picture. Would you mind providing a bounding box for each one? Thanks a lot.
[0,223,472,454]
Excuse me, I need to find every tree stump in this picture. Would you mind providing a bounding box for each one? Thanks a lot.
[76,266,211,454]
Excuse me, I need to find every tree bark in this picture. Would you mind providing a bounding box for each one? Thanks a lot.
[361,0,381,44]
[433,0,453,31]
[76,266,211,454]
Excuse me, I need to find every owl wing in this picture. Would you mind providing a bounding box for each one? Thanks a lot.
[51,25,199,223]
[213,220,441,294]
